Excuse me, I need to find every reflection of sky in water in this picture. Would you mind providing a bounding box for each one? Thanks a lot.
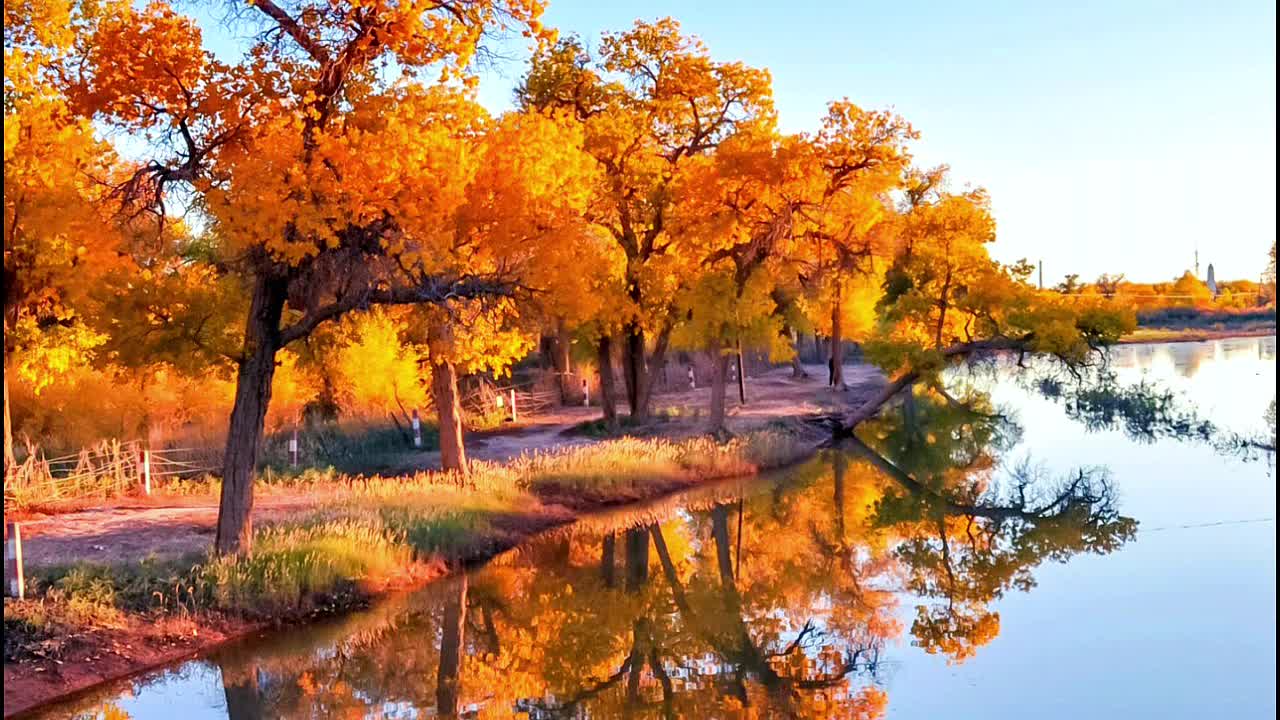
[40,337,1277,720]
[887,337,1276,719]
[98,662,227,720]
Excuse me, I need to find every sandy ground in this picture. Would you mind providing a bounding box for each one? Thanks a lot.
[12,362,883,571]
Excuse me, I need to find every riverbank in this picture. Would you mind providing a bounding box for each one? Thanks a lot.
[4,404,846,716]
[1120,325,1276,344]
[1123,306,1276,345]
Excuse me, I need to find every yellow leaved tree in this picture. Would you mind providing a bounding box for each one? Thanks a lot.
[72,0,584,554]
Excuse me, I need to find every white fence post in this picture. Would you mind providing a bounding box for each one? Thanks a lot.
[582,377,590,407]
[289,427,299,468]
[142,448,152,496]
[412,409,422,448]
[510,389,518,423]
[5,523,24,600]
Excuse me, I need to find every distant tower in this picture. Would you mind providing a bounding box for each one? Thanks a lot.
[1206,263,1218,296]
[1194,247,1200,278]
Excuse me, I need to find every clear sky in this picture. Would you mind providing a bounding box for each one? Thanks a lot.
[197,0,1277,284]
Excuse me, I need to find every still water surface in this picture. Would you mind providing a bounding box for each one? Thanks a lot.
[35,338,1278,719]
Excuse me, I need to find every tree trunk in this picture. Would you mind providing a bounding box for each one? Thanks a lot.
[3,373,14,478]
[708,347,730,434]
[735,337,747,404]
[215,274,287,556]
[622,324,644,418]
[432,358,467,475]
[840,370,920,430]
[437,575,468,717]
[830,286,846,390]
[552,319,578,405]
[596,335,618,429]
[633,328,670,422]
[789,329,808,379]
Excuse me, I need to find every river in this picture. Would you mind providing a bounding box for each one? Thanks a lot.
[32,337,1278,719]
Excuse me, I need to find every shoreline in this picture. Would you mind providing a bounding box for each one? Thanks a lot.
[1118,326,1276,345]
[3,434,828,718]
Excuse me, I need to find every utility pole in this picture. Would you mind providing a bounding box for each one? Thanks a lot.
[1038,260,1043,290]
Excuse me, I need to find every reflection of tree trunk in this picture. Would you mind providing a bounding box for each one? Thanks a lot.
[479,602,501,656]
[833,451,847,541]
[221,665,265,720]
[648,645,675,719]
[902,381,918,437]
[708,346,730,434]
[625,618,646,713]
[432,358,468,475]
[597,336,618,429]
[649,526,692,616]
[711,505,735,591]
[625,526,649,593]
[437,575,468,717]
[216,272,288,555]
[601,531,617,588]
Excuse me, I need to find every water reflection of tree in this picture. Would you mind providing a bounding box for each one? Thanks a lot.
[115,397,1143,720]
[853,391,1137,661]
[1031,367,1277,463]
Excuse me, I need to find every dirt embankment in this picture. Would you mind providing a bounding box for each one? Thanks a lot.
[3,363,883,718]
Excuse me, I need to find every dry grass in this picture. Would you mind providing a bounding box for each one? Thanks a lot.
[516,427,811,494]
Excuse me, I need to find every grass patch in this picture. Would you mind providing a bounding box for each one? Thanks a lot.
[520,427,810,496]
[202,518,414,612]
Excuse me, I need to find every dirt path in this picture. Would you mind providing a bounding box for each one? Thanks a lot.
[13,362,883,571]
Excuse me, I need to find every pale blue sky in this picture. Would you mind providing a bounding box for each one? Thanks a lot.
[195,0,1276,283]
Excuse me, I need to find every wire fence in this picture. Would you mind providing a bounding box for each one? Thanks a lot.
[5,440,221,510]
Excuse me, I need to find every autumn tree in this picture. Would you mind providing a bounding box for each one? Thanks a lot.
[1262,242,1277,305]
[1094,273,1125,298]
[517,19,774,421]
[842,170,1135,431]
[3,0,134,474]
[1055,273,1082,294]
[797,103,915,389]
[1169,270,1212,307]
[74,0,561,554]
[671,127,804,432]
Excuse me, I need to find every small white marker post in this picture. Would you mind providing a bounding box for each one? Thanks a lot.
[289,427,299,468]
[688,366,696,390]
[581,377,590,407]
[5,523,24,600]
[142,448,152,496]
[510,389,518,423]
[412,409,422,449]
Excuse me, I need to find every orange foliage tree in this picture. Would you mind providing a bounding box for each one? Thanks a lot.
[517,19,775,422]
[72,0,574,554]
